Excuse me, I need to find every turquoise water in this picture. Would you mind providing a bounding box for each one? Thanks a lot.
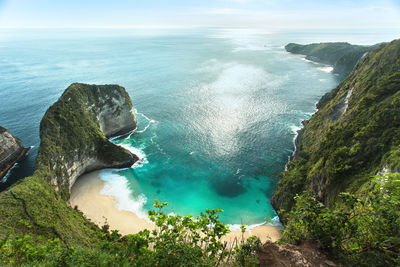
[1,28,398,226]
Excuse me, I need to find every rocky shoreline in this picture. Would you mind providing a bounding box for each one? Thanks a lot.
[0,127,30,181]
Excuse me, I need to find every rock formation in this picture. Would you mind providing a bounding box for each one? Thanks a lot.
[0,83,139,245]
[0,127,30,180]
[35,83,138,198]
[285,42,380,76]
[274,39,400,216]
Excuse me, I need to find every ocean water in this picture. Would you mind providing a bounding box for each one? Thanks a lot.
[1,28,398,226]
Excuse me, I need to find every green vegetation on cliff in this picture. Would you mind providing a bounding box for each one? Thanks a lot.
[36,83,138,198]
[275,39,400,212]
[281,174,400,266]
[285,42,380,76]
[275,39,400,265]
[0,200,262,266]
[0,83,138,247]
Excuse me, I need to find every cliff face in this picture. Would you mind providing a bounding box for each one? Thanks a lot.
[0,83,139,245]
[35,83,138,198]
[0,127,29,180]
[285,42,380,76]
[274,39,400,216]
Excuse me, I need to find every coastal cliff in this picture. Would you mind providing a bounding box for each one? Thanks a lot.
[0,127,30,180]
[0,83,138,245]
[285,42,380,76]
[273,39,400,265]
[35,83,138,198]
[274,39,400,213]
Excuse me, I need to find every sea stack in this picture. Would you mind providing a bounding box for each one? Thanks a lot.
[35,83,139,198]
[0,127,30,180]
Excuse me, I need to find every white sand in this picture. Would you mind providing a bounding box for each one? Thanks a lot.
[70,170,282,243]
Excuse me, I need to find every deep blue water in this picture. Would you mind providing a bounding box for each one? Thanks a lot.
[1,28,398,226]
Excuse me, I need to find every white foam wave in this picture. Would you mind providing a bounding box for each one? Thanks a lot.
[99,170,149,219]
[118,143,149,168]
[1,145,34,183]
[300,57,313,63]
[135,108,153,122]
[136,119,155,134]
[109,127,137,141]
[1,163,19,183]
[125,129,137,139]
[289,124,301,135]
[317,66,333,73]
[228,216,282,231]
[123,108,156,138]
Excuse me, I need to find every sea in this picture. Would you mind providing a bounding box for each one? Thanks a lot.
[1,28,398,228]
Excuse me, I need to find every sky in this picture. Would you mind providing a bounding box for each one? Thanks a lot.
[0,0,400,29]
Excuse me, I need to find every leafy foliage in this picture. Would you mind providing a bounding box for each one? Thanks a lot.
[280,173,400,266]
[0,200,262,266]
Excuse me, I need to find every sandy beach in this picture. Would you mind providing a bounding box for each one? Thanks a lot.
[70,170,283,243]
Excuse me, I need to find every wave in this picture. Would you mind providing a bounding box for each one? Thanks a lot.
[289,124,302,135]
[135,119,155,134]
[1,145,34,183]
[300,56,313,63]
[135,108,153,123]
[317,66,333,73]
[300,57,334,73]
[227,216,282,231]
[124,108,156,139]
[118,143,149,168]
[109,127,137,141]
[1,163,19,183]
[99,170,149,219]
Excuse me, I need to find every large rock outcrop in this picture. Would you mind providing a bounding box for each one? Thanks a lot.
[285,42,380,76]
[35,83,138,198]
[273,39,400,217]
[0,127,30,180]
[0,83,139,245]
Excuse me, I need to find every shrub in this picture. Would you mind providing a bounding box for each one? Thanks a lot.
[0,200,263,266]
[280,173,400,266]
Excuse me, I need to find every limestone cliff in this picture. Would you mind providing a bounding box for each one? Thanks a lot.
[285,42,380,76]
[35,83,138,198]
[0,127,30,180]
[0,83,139,245]
[273,39,400,216]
